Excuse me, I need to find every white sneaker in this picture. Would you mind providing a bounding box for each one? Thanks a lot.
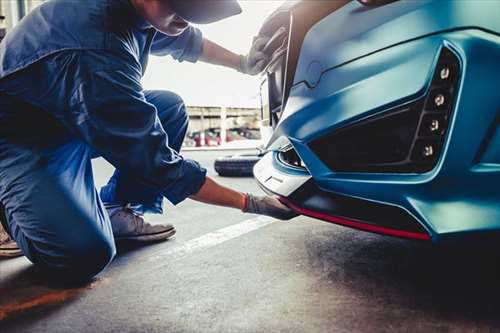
[108,206,176,242]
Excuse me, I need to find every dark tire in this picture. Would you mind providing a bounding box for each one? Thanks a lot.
[214,154,262,177]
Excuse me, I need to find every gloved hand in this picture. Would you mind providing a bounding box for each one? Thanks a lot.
[239,36,271,76]
[243,194,299,220]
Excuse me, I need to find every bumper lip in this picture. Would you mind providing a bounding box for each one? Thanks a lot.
[255,152,431,242]
[280,197,431,241]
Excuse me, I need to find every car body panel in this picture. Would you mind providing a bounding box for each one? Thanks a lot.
[292,0,500,88]
[253,151,311,197]
[257,0,500,243]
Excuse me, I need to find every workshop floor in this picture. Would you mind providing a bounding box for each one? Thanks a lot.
[1,150,499,333]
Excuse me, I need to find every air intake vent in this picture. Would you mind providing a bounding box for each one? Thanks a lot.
[278,146,307,170]
[309,47,460,173]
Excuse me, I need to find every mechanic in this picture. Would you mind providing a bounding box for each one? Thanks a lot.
[0,0,297,279]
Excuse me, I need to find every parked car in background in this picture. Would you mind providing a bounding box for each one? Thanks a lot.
[185,127,261,148]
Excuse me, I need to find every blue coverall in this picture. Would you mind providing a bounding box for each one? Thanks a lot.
[0,0,207,279]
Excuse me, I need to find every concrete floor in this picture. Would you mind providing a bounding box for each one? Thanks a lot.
[1,150,499,333]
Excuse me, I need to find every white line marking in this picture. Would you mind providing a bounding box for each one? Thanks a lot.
[118,216,276,280]
[118,216,278,279]
[115,216,277,280]
[146,215,276,263]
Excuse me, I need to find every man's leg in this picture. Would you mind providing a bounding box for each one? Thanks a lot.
[98,91,190,241]
[100,91,187,213]
[0,139,115,280]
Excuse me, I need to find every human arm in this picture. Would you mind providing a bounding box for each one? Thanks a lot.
[151,25,270,75]
[198,38,241,71]
[199,37,270,75]
[190,177,298,220]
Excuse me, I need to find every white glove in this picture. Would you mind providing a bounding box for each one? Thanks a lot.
[239,36,271,76]
[243,194,298,220]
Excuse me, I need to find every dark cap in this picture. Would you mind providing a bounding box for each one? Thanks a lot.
[168,0,242,24]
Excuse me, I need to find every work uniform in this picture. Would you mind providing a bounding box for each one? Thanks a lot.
[0,0,207,279]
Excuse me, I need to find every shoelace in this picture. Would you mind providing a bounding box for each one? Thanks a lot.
[0,229,12,245]
[0,236,13,246]
[123,206,146,232]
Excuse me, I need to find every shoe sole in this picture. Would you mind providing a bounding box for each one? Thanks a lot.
[115,227,176,242]
[0,249,23,258]
[0,240,23,258]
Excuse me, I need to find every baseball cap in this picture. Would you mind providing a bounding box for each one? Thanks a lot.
[168,0,242,24]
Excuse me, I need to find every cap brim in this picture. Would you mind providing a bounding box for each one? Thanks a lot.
[170,0,242,24]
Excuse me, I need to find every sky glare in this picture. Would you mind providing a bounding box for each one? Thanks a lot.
[142,1,286,108]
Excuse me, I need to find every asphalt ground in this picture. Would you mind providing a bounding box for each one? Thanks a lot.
[1,150,499,333]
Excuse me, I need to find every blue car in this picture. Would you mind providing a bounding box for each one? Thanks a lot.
[254,0,500,243]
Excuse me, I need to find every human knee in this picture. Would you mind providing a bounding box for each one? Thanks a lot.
[176,100,189,126]
[36,233,116,281]
[71,235,116,278]
[155,91,188,125]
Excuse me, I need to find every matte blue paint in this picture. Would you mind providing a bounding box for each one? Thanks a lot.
[264,0,500,242]
[293,0,500,87]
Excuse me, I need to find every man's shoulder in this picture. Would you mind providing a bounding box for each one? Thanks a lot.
[32,0,110,47]
[42,0,140,47]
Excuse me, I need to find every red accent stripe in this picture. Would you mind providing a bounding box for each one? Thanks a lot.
[281,198,430,241]
[243,194,250,213]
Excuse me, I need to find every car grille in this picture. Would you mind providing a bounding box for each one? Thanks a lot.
[309,47,460,173]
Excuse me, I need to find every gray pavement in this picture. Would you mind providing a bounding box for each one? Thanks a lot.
[1,150,499,333]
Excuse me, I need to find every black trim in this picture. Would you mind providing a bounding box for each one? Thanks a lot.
[278,147,307,170]
[357,0,398,7]
[309,47,460,174]
[288,180,428,235]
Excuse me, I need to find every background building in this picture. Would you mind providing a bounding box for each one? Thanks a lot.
[185,106,261,147]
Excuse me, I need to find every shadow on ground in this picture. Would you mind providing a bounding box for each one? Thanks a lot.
[303,227,500,328]
[0,264,105,324]
[0,240,164,325]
